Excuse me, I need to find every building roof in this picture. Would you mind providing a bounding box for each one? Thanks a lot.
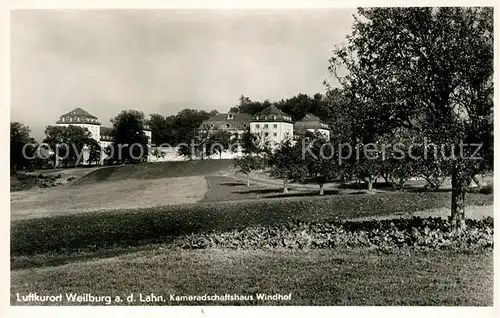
[200,112,252,130]
[56,107,101,125]
[294,113,329,131]
[251,105,293,123]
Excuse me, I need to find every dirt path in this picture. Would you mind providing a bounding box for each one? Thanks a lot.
[233,170,371,194]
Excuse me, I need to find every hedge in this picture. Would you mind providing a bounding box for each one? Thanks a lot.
[171,217,494,251]
[11,192,492,255]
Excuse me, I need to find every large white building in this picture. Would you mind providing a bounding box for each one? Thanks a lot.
[199,112,253,140]
[293,113,330,140]
[55,107,152,164]
[198,105,331,153]
[249,105,294,147]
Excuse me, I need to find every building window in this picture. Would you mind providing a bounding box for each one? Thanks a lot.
[227,113,233,119]
[272,115,276,120]
[225,124,230,128]
[264,124,268,129]
[264,133,269,137]
[273,133,277,137]
[273,124,277,128]
[69,117,73,122]
[256,124,260,128]
[255,116,259,120]
[210,124,214,128]
[243,123,247,128]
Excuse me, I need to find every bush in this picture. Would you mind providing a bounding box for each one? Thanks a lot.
[11,192,493,255]
[468,183,493,195]
[171,217,494,251]
[480,183,493,194]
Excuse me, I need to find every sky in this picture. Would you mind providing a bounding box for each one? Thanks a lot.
[11,9,357,140]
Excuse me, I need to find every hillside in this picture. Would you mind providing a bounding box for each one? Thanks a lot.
[73,159,235,185]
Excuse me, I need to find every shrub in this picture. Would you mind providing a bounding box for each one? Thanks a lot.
[171,217,494,251]
[480,183,493,194]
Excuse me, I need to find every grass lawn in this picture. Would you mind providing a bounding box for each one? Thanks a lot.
[11,176,208,220]
[11,190,492,256]
[74,160,234,185]
[11,248,493,306]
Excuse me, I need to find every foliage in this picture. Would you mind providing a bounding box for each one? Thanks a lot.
[479,183,493,195]
[240,130,272,156]
[268,138,308,193]
[43,125,98,168]
[10,122,37,173]
[302,133,341,195]
[205,129,233,158]
[177,129,207,160]
[233,155,265,186]
[229,93,331,124]
[229,95,271,115]
[86,139,101,165]
[149,147,166,162]
[172,217,493,251]
[147,109,219,146]
[328,7,493,228]
[108,110,149,164]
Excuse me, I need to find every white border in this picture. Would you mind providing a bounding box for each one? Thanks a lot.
[2,1,499,318]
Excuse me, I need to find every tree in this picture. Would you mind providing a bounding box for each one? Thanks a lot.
[240,130,272,157]
[178,129,208,160]
[229,94,332,124]
[376,128,420,189]
[303,134,339,195]
[10,122,36,173]
[328,7,493,230]
[229,95,270,115]
[43,125,96,168]
[233,155,264,187]
[86,139,102,165]
[150,147,165,162]
[109,110,149,164]
[147,113,169,146]
[205,129,233,159]
[269,138,308,193]
[146,109,216,146]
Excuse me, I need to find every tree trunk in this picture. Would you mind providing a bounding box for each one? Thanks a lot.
[382,173,391,185]
[319,183,324,195]
[283,178,288,194]
[451,166,466,232]
[246,174,250,187]
[367,180,373,192]
[398,178,406,190]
